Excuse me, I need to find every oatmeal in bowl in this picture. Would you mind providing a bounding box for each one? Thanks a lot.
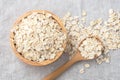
[10,10,67,66]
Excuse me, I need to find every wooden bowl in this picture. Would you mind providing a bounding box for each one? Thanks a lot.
[10,10,67,66]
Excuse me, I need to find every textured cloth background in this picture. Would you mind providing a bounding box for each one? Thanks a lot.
[0,0,120,80]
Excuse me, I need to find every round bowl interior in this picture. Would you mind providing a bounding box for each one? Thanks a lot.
[10,10,66,66]
[78,36,105,60]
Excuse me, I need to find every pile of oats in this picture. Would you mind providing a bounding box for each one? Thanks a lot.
[78,37,103,59]
[101,9,120,50]
[96,9,120,64]
[62,9,120,64]
[12,12,66,62]
[62,12,81,58]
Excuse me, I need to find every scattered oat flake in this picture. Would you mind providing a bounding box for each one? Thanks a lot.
[80,68,85,74]
[62,9,120,64]
[84,63,90,68]
[82,10,87,16]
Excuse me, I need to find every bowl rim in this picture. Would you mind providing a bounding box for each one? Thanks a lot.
[10,10,67,66]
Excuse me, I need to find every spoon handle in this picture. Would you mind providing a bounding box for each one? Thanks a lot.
[43,53,81,80]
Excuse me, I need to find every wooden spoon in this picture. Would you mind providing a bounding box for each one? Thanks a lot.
[43,36,104,80]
